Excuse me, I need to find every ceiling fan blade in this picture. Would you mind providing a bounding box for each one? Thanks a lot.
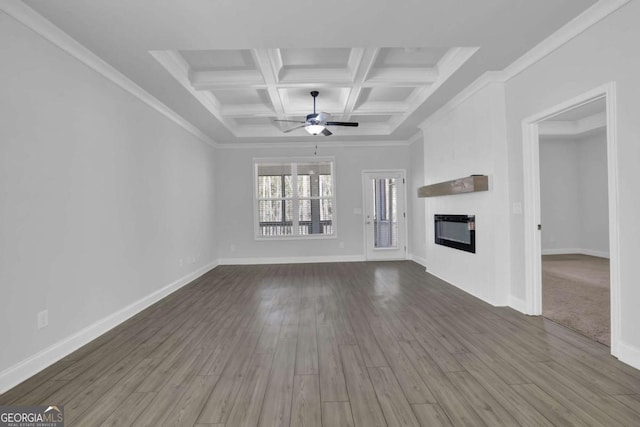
[321,128,333,136]
[283,125,306,133]
[325,121,359,127]
[274,119,305,123]
[315,112,330,123]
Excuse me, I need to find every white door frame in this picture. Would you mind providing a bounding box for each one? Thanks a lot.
[522,82,620,356]
[362,169,408,260]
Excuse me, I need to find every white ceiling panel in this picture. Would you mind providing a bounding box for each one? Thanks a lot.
[351,115,393,123]
[280,48,352,68]
[210,88,271,105]
[374,47,449,68]
[359,87,416,104]
[180,49,255,71]
[278,86,350,113]
[234,117,279,126]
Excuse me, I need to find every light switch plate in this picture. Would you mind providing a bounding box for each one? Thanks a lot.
[512,202,523,215]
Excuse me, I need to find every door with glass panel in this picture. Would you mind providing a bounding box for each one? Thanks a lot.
[363,171,406,260]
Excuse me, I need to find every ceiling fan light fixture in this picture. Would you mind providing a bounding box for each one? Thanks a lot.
[305,124,325,135]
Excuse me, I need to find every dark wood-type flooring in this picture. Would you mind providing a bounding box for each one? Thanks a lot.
[2,261,640,426]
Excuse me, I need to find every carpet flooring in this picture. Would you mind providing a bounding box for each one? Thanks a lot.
[542,254,610,346]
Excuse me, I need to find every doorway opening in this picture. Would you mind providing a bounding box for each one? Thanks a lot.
[363,170,407,260]
[538,98,610,345]
[522,83,620,355]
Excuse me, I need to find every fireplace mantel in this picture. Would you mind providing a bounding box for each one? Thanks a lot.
[417,175,488,198]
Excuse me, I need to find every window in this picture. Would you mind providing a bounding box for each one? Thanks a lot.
[255,158,335,238]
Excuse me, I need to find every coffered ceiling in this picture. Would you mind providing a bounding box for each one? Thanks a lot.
[20,0,599,145]
[152,47,477,138]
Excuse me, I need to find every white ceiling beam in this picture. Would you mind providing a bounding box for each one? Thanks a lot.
[390,46,478,134]
[277,68,353,84]
[352,102,408,115]
[189,69,264,90]
[365,67,439,85]
[404,87,427,106]
[360,81,433,88]
[151,50,238,136]
[276,82,358,89]
[342,48,379,121]
[221,104,275,117]
[251,48,287,119]
[268,48,284,82]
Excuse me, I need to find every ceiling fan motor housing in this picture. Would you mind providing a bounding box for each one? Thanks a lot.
[306,113,322,124]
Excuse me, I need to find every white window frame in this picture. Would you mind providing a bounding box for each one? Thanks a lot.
[253,156,337,240]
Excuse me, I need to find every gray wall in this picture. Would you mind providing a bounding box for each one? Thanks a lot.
[215,144,411,263]
[540,129,608,257]
[408,136,427,264]
[420,83,511,306]
[0,12,218,387]
[504,1,640,362]
[417,0,640,367]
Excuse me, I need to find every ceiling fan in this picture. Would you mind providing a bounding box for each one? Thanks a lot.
[275,91,359,136]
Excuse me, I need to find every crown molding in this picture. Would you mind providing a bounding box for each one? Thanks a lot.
[418,71,505,131]
[407,130,423,146]
[539,111,606,136]
[418,0,629,131]
[150,50,234,139]
[501,0,630,81]
[0,1,218,148]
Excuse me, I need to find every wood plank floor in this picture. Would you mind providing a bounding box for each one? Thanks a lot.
[2,261,640,426]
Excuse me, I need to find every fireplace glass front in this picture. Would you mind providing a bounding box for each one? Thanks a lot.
[434,214,475,253]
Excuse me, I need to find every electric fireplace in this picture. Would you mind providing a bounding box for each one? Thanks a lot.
[434,214,476,253]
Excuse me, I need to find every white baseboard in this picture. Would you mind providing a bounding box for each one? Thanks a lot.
[410,254,427,268]
[617,341,640,371]
[579,249,610,259]
[541,248,581,255]
[218,255,366,265]
[0,260,219,394]
[424,268,501,307]
[508,295,527,314]
[541,248,610,258]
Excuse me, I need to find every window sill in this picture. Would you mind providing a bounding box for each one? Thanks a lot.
[255,234,337,241]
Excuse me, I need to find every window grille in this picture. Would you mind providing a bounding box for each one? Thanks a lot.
[255,159,335,238]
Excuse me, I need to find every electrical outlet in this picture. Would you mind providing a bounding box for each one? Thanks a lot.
[179,258,183,267]
[37,310,48,329]
[339,241,345,249]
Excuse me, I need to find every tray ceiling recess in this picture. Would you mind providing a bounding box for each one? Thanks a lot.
[151,47,477,139]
